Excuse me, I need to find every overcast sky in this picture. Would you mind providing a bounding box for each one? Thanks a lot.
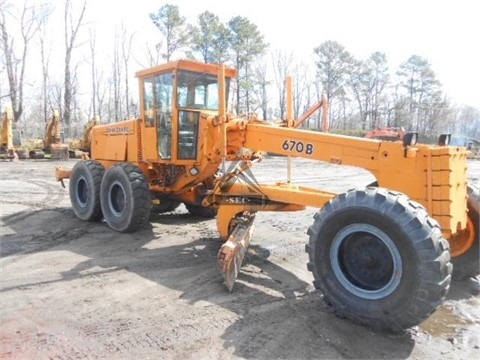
[86,0,477,107]
[6,0,478,109]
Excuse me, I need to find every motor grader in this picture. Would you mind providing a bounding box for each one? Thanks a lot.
[55,59,479,332]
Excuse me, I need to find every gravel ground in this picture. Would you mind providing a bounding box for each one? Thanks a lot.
[0,157,479,359]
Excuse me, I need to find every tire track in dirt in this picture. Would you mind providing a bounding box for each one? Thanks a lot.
[0,218,93,257]
[0,179,68,210]
[0,176,89,257]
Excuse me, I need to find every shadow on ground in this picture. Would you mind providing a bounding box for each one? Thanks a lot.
[0,206,426,359]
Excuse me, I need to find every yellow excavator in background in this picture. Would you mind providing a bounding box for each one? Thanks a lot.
[55,59,478,332]
[466,140,480,159]
[29,110,69,160]
[68,116,100,158]
[1,106,27,160]
[1,106,17,160]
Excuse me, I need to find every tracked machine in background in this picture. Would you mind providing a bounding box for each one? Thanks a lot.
[66,116,100,159]
[55,59,478,332]
[1,106,18,161]
[30,110,69,160]
[78,116,99,156]
[1,106,27,160]
[466,140,480,159]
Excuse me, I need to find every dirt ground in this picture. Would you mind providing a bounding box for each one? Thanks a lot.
[0,157,479,360]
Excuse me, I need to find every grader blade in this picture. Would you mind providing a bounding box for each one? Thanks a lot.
[218,212,256,291]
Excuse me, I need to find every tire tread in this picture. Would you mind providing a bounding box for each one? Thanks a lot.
[305,187,452,332]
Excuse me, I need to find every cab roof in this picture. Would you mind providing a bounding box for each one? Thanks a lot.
[135,59,237,79]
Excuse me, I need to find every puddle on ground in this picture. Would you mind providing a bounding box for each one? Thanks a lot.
[420,305,472,337]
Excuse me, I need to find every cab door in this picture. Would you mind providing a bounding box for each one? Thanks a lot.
[142,72,174,161]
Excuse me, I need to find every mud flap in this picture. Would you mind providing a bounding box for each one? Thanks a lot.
[218,212,256,291]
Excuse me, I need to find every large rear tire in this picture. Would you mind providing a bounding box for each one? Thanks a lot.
[306,187,452,332]
[69,160,104,221]
[451,186,479,279]
[100,163,151,232]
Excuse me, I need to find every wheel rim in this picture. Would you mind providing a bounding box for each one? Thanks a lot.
[330,223,402,300]
[108,180,126,217]
[75,176,89,208]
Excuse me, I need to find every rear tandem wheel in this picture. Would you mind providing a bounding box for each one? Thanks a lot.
[69,160,104,221]
[306,187,452,332]
[100,163,152,232]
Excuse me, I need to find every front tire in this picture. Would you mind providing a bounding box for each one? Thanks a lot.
[306,187,452,332]
[69,160,104,221]
[100,163,151,232]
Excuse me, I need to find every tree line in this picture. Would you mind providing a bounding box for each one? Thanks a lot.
[1,0,478,143]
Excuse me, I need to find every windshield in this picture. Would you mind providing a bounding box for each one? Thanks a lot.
[176,70,230,110]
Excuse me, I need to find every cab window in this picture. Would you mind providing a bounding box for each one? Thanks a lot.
[177,70,224,110]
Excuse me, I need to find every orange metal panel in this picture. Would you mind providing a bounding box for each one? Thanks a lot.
[91,119,137,161]
[143,127,158,160]
[228,120,469,239]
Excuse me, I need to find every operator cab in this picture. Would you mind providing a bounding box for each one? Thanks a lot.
[136,59,237,163]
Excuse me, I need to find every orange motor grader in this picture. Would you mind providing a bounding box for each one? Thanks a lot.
[55,59,478,332]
